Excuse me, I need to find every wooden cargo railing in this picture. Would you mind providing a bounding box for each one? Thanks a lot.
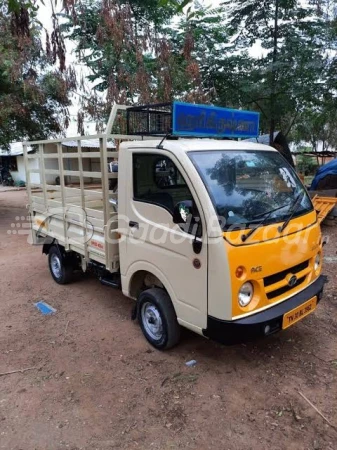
[23,104,157,271]
[23,136,119,271]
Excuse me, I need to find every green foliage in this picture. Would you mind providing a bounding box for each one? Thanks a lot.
[162,6,233,102]
[62,0,337,142]
[7,0,36,14]
[159,0,192,12]
[291,102,337,152]
[295,148,318,175]
[0,2,71,148]
[61,0,185,116]
[218,0,337,139]
[3,0,337,149]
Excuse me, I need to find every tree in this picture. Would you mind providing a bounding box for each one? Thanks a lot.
[63,1,234,130]
[5,0,335,148]
[295,147,318,175]
[292,102,337,155]
[159,0,192,12]
[217,0,337,143]
[0,2,73,148]
[61,0,182,130]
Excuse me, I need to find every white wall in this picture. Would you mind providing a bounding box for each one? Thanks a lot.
[11,156,40,184]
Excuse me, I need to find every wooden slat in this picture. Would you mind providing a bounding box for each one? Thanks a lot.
[24,132,158,146]
[63,170,102,178]
[63,152,100,159]
[312,195,337,224]
[31,206,45,214]
[62,170,82,177]
[107,151,119,158]
[24,133,107,145]
[83,171,103,179]
[44,169,60,175]
[23,144,32,202]
[42,154,59,159]
[39,144,47,210]
[66,204,104,220]
[64,187,82,195]
[45,184,61,192]
[31,196,46,205]
[57,143,69,250]
[100,136,111,270]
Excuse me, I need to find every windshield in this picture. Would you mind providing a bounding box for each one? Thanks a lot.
[189,150,313,230]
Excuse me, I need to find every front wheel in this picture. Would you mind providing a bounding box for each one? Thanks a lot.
[48,246,74,285]
[137,288,181,350]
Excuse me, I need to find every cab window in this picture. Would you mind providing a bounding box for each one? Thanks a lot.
[133,153,201,235]
[133,154,193,212]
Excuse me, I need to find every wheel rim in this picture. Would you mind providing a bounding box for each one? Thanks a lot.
[50,253,62,279]
[141,302,163,341]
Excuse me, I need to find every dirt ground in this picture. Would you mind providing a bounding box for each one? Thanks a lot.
[1,191,337,450]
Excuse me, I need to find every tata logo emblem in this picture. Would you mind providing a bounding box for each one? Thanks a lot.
[287,274,298,288]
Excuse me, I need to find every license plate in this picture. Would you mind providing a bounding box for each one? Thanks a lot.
[282,297,317,330]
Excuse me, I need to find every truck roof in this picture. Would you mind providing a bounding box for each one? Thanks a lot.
[125,138,277,153]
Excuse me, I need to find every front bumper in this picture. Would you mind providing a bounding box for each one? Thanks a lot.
[203,275,326,345]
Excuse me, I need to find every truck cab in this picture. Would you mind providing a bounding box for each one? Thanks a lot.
[118,138,324,347]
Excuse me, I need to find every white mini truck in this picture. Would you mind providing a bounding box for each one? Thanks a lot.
[24,102,325,349]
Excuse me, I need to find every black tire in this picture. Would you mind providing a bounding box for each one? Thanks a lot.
[137,288,181,350]
[48,245,74,285]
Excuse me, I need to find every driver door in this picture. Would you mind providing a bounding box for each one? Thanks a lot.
[124,150,208,330]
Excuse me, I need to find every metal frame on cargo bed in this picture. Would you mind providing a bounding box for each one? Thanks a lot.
[23,104,155,273]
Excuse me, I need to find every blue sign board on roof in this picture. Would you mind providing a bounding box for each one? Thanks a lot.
[172,101,260,139]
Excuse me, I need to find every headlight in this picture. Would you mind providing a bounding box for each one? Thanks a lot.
[314,253,321,271]
[238,282,254,307]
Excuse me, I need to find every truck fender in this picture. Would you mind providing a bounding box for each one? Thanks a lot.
[42,238,57,255]
[125,262,178,320]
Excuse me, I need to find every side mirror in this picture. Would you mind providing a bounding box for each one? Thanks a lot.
[173,201,193,224]
[173,201,203,254]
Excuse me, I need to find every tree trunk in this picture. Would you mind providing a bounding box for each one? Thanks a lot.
[313,140,319,166]
[269,0,279,147]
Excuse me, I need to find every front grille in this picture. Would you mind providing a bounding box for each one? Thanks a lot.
[266,276,306,300]
[264,260,309,287]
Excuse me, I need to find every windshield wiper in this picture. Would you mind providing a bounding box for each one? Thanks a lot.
[241,204,288,242]
[278,191,304,233]
[251,203,290,220]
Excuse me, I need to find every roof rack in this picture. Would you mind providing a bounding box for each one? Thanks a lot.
[126,102,260,139]
[126,103,172,136]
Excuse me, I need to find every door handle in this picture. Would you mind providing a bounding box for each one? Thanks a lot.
[129,221,139,229]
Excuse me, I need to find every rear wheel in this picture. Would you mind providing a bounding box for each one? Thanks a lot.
[48,246,74,285]
[137,288,181,350]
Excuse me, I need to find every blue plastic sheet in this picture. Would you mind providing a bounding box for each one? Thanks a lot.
[35,301,56,315]
[311,159,337,190]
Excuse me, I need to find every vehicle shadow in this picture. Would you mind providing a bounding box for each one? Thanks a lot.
[175,323,317,373]
[75,271,320,373]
